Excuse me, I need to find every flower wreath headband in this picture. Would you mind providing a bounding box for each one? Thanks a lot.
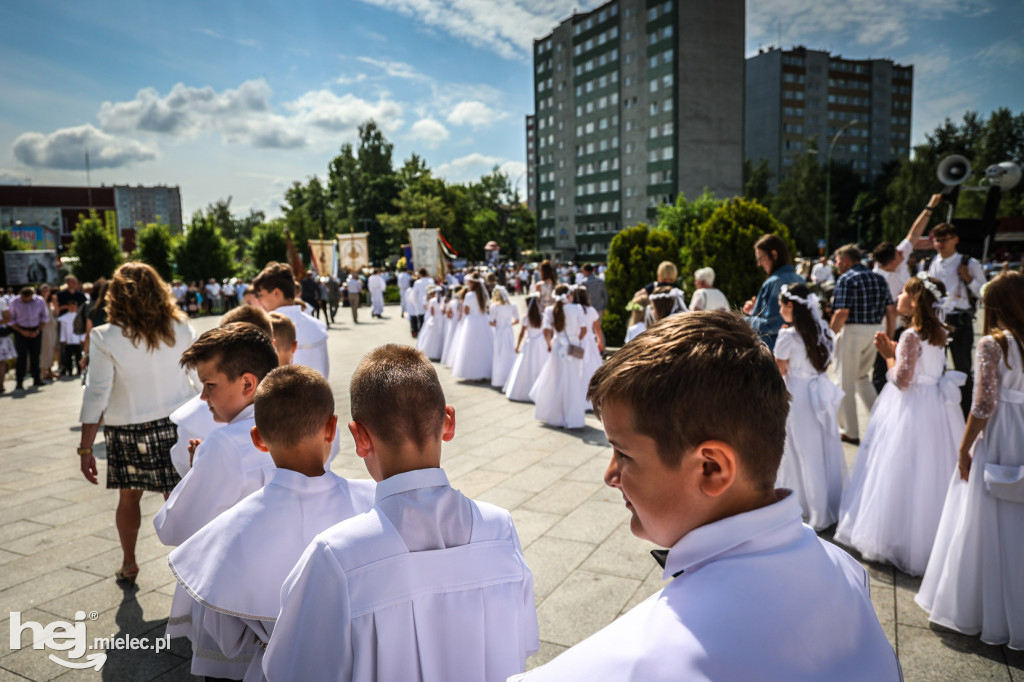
[780,284,832,350]
[915,272,950,321]
[650,287,687,314]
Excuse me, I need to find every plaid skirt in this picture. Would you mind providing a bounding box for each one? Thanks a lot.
[104,417,181,493]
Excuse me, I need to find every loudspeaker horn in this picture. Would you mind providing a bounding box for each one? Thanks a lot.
[937,155,972,186]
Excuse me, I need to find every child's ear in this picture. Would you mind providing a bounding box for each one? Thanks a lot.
[323,414,338,444]
[695,441,737,498]
[250,425,270,453]
[441,405,456,442]
[348,420,373,459]
[241,372,260,399]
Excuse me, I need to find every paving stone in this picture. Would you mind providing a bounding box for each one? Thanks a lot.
[502,462,574,493]
[0,536,120,592]
[0,569,100,622]
[448,467,511,498]
[897,624,1010,681]
[870,577,898,652]
[0,520,50,547]
[545,500,629,544]
[536,570,639,648]
[894,571,933,630]
[1006,648,1024,681]
[620,565,666,613]
[520,479,604,516]
[474,485,534,511]
[579,523,659,580]
[523,536,596,600]
[3,497,71,525]
[509,509,562,549]
[0,644,67,681]
[525,641,567,671]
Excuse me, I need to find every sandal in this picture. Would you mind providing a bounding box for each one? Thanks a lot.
[115,563,139,586]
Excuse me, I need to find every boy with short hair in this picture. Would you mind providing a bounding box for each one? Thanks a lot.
[268,311,297,366]
[153,322,279,679]
[513,311,900,681]
[252,262,329,378]
[263,345,538,682]
[57,301,84,376]
[168,365,375,681]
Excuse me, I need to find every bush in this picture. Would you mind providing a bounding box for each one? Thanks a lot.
[248,221,288,273]
[131,222,176,282]
[677,198,796,308]
[68,211,124,282]
[603,223,678,345]
[384,284,402,304]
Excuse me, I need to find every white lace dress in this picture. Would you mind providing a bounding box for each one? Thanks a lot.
[530,304,587,429]
[490,304,518,388]
[835,329,966,575]
[504,324,547,403]
[916,333,1024,648]
[773,328,846,530]
[451,294,493,381]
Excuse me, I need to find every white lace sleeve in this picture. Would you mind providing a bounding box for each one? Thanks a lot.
[971,336,1003,419]
[892,330,922,390]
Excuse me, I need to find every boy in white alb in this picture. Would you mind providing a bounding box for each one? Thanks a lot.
[263,345,538,682]
[252,262,329,379]
[57,303,85,375]
[513,312,901,682]
[168,366,375,681]
[154,323,280,679]
[169,306,274,478]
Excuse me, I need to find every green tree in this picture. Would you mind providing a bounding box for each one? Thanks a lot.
[131,222,175,281]
[0,229,30,286]
[743,158,774,206]
[771,147,828,256]
[678,198,795,308]
[68,211,123,282]
[247,220,289,273]
[603,223,678,345]
[657,189,724,248]
[173,211,235,283]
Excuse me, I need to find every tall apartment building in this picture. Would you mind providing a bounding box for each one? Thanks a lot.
[525,115,537,214]
[745,47,913,186]
[530,0,743,262]
[113,184,183,234]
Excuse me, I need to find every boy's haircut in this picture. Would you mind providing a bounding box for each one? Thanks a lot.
[268,312,297,348]
[350,344,446,447]
[835,244,862,264]
[254,365,334,446]
[220,305,273,336]
[930,222,957,239]
[252,262,296,300]
[179,322,279,382]
[656,261,678,282]
[871,242,897,267]
[588,311,789,492]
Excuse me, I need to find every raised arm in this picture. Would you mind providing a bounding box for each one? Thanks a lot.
[908,193,944,250]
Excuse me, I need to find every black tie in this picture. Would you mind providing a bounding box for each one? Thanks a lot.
[650,550,684,578]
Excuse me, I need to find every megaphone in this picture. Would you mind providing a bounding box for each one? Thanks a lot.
[984,161,1022,191]
[937,155,972,187]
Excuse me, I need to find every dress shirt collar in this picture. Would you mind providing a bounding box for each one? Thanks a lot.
[268,467,340,492]
[662,490,803,581]
[374,467,449,505]
[228,403,255,425]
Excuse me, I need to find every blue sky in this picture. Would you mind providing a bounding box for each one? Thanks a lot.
[1,0,1022,220]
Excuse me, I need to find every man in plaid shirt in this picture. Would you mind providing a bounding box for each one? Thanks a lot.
[829,244,895,444]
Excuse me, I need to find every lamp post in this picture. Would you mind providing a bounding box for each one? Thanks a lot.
[824,119,860,254]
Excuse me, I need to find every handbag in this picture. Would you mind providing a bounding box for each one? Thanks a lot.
[567,344,584,359]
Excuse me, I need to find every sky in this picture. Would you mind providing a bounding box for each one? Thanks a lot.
[0,0,1022,221]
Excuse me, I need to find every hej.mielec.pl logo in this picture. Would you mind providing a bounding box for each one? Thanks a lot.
[9,610,171,671]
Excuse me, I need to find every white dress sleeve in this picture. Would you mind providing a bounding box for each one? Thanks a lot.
[971,336,1003,419]
[890,330,922,391]
[774,328,796,361]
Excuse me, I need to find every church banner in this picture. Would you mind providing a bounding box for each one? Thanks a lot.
[336,233,369,273]
[408,228,443,279]
[308,239,338,278]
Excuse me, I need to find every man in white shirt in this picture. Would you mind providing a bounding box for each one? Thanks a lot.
[810,257,834,285]
[397,268,412,318]
[367,269,386,319]
[345,274,363,323]
[921,220,986,415]
[514,313,899,682]
[411,268,434,333]
[252,262,329,379]
[264,345,538,682]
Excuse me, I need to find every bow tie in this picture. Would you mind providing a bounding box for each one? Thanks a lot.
[650,550,685,578]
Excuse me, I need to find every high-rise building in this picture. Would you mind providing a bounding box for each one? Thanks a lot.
[113,184,183,234]
[745,47,913,185]
[525,115,537,215]
[530,0,744,262]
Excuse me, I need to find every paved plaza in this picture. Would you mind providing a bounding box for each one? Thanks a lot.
[1,305,1022,681]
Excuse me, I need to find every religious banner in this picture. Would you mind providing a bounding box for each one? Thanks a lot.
[336,232,369,272]
[308,239,338,278]
[408,228,443,279]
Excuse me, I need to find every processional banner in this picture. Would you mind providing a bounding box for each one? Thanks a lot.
[408,228,443,279]
[308,239,338,278]
[336,233,369,272]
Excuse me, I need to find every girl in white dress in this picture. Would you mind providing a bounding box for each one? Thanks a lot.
[489,286,519,388]
[416,287,444,361]
[451,277,493,381]
[0,297,16,394]
[505,294,547,402]
[573,286,604,409]
[835,274,966,576]
[623,291,650,344]
[773,283,846,530]
[530,284,587,429]
[438,287,454,360]
[441,286,464,368]
[916,271,1024,649]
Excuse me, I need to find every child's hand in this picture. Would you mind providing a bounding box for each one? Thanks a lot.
[188,439,203,466]
[873,332,896,359]
[958,449,972,482]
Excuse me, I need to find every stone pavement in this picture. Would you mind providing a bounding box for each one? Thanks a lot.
[1,306,1021,681]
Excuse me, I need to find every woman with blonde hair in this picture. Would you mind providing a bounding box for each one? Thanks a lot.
[77,262,198,586]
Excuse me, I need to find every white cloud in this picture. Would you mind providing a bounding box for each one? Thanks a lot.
[12,124,157,170]
[0,169,32,184]
[447,100,506,128]
[284,90,404,137]
[408,118,450,146]
[356,56,430,81]
[975,38,1024,67]
[336,73,368,85]
[196,27,262,49]
[354,0,588,60]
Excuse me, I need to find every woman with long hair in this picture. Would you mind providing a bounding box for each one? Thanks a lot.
[742,234,805,350]
[530,284,587,428]
[532,259,558,309]
[77,262,198,585]
[505,293,547,402]
[451,276,493,381]
[917,271,1024,648]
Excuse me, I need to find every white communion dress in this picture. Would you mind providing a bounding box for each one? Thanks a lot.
[490,303,519,388]
[530,304,587,429]
[835,329,966,576]
[505,324,548,403]
[441,299,462,367]
[451,292,493,381]
[916,333,1024,649]
[773,327,847,530]
[417,298,444,361]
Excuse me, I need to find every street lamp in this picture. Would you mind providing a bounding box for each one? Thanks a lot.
[824,119,861,254]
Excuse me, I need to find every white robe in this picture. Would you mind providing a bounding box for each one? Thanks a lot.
[263,468,538,682]
[412,276,435,317]
[275,304,329,379]
[367,274,386,316]
[168,470,375,682]
[168,393,218,479]
[397,271,412,315]
[154,405,276,676]
[513,492,901,681]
